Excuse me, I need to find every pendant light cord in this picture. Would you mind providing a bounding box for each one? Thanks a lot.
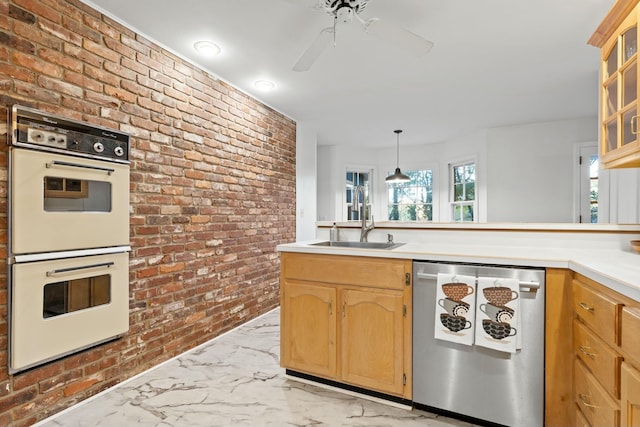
[395,129,402,168]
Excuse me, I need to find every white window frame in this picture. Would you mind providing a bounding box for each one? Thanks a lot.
[386,168,434,221]
[449,159,477,222]
[344,168,373,222]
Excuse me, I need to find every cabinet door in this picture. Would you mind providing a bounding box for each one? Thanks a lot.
[622,307,640,366]
[622,362,640,427]
[341,288,405,396]
[599,4,640,168]
[281,282,337,378]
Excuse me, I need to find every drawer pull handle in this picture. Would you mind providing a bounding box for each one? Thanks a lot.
[579,346,597,359]
[578,393,599,409]
[578,302,595,312]
[328,302,332,315]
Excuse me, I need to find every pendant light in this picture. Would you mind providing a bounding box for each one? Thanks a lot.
[385,129,411,183]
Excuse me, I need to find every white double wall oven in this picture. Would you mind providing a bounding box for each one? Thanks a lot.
[8,105,131,373]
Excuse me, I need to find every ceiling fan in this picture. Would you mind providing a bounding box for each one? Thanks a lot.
[291,0,434,72]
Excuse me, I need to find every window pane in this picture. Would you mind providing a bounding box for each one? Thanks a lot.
[605,78,618,118]
[465,182,475,201]
[606,42,618,78]
[346,170,371,220]
[623,62,637,106]
[624,27,637,62]
[454,183,464,201]
[387,169,432,221]
[453,166,463,184]
[465,164,475,182]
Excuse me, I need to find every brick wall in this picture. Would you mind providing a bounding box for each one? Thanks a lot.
[0,0,296,425]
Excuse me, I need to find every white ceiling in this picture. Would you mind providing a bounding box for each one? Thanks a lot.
[83,0,613,148]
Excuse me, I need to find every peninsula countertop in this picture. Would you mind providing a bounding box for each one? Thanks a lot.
[277,239,640,302]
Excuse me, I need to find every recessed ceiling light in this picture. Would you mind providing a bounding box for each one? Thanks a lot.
[254,80,275,91]
[193,41,221,56]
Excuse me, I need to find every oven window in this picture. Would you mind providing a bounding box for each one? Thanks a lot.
[43,275,111,318]
[44,177,111,212]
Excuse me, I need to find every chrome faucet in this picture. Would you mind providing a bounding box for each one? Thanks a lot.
[352,185,375,242]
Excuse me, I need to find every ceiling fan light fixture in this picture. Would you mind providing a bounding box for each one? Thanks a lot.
[386,129,411,184]
[193,40,221,56]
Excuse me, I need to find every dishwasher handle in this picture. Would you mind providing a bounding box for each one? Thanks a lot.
[415,272,540,291]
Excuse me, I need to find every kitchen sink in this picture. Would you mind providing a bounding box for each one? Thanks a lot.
[311,241,405,250]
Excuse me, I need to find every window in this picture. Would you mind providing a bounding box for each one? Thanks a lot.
[450,161,476,222]
[387,170,433,221]
[345,170,371,221]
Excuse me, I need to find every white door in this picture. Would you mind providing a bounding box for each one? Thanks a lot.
[578,145,599,223]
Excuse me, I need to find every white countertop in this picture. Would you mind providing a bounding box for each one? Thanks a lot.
[277,240,640,302]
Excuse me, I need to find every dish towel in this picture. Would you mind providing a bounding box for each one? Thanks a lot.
[434,273,476,346]
[474,277,520,354]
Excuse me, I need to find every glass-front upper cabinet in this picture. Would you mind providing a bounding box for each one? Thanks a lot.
[594,1,640,168]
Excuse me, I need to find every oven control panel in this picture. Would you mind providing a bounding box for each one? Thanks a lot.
[9,105,130,163]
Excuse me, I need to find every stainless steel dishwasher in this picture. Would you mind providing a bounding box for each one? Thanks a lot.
[413,261,545,427]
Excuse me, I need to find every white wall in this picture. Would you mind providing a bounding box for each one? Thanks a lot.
[486,118,596,223]
[600,168,640,224]
[310,117,640,224]
[295,123,317,241]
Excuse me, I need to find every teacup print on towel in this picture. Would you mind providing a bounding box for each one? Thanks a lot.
[474,277,520,354]
[434,273,476,346]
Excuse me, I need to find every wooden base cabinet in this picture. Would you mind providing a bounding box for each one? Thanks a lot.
[546,270,640,427]
[281,282,337,378]
[622,362,640,427]
[341,288,405,396]
[280,253,412,399]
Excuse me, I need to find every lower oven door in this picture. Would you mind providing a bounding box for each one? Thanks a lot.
[11,148,129,254]
[11,252,129,372]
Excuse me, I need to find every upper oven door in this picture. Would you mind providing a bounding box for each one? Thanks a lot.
[11,148,130,254]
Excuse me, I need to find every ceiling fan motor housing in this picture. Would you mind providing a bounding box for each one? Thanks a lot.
[324,0,369,16]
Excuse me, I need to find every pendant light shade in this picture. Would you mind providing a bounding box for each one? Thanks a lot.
[385,129,411,183]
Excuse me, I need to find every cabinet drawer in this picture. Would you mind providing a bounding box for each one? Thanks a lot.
[281,253,409,290]
[621,306,640,367]
[574,319,622,398]
[574,359,620,427]
[573,279,622,345]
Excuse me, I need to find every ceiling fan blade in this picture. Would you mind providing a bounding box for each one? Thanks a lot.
[292,27,334,72]
[281,0,323,10]
[364,17,433,56]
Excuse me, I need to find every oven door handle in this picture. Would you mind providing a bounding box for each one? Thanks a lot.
[46,262,115,277]
[46,160,116,175]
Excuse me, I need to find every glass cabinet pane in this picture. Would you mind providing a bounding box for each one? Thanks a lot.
[624,63,637,106]
[605,119,618,152]
[623,108,638,145]
[624,27,637,62]
[606,42,618,78]
[605,78,618,117]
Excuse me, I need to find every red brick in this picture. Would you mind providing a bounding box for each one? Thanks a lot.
[12,51,61,78]
[63,375,101,397]
[14,0,61,24]
[0,0,295,424]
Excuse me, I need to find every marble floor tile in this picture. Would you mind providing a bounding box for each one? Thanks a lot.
[37,309,477,427]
